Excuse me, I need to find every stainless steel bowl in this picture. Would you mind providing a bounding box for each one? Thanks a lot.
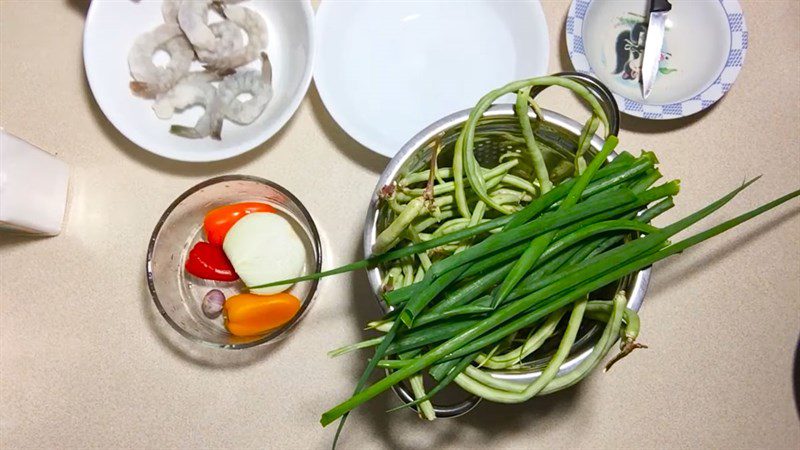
[363,73,650,417]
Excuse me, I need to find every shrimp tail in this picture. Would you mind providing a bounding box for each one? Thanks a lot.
[211,0,225,15]
[170,124,204,139]
[216,1,229,18]
[201,64,237,77]
[210,119,223,141]
[260,52,272,85]
[130,81,158,99]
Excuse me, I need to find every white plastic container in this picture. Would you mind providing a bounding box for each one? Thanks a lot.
[0,129,70,235]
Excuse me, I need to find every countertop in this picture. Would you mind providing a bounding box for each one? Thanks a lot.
[1,1,799,448]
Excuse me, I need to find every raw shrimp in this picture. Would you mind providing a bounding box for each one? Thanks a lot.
[153,78,216,120]
[128,24,193,98]
[181,68,233,84]
[157,79,221,139]
[195,20,246,69]
[215,52,273,129]
[178,0,216,50]
[161,0,181,24]
[204,3,267,71]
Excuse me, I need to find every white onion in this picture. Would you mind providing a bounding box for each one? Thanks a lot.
[223,212,305,295]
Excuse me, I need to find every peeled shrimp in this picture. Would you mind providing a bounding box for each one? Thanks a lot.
[129,0,271,140]
[181,69,233,84]
[128,24,193,98]
[195,20,246,69]
[153,78,216,120]
[161,0,181,24]
[178,0,216,50]
[215,52,273,127]
[162,79,221,140]
[204,3,267,71]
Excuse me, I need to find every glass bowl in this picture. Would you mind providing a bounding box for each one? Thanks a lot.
[146,175,322,349]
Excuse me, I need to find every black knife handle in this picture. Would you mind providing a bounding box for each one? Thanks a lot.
[651,0,672,12]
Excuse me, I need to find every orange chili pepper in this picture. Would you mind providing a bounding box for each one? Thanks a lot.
[223,293,302,337]
[204,202,276,246]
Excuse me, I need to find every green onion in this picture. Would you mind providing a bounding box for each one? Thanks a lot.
[320,183,797,426]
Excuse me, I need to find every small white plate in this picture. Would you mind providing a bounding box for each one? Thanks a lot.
[566,0,747,120]
[83,0,315,162]
[314,0,549,158]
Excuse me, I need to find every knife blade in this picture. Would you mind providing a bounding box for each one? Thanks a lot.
[641,0,672,99]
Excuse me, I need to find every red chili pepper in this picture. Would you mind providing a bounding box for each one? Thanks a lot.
[185,242,239,281]
[204,202,276,246]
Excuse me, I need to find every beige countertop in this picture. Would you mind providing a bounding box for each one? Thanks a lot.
[1,1,799,448]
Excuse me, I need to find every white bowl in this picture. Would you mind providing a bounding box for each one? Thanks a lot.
[314,0,549,158]
[83,0,315,162]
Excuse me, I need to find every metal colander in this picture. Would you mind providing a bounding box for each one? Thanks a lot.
[363,73,639,418]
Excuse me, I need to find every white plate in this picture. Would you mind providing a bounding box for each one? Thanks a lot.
[566,0,747,120]
[83,0,315,162]
[314,0,549,158]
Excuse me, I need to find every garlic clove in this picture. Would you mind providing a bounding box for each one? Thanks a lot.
[202,289,226,319]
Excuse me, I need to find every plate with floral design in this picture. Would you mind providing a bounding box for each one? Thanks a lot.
[566,0,747,120]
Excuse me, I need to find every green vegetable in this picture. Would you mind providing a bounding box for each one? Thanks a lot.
[320,183,798,427]
[245,74,798,449]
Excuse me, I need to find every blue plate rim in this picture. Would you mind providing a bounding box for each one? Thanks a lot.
[565,0,748,120]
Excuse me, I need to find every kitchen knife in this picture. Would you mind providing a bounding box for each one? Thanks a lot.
[641,0,672,99]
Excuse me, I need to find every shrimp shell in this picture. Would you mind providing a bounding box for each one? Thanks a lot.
[181,69,234,84]
[205,3,267,71]
[161,0,181,24]
[128,24,193,98]
[195,20,246,69]
[162,79,221,139]
[153,78,216,120]
[178,0,216,51]
[214,52,273,129]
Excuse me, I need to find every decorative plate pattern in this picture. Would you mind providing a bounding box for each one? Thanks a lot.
[566,0,748,120]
